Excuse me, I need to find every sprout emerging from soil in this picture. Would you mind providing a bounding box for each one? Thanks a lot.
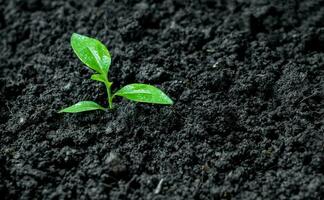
[59,33,173,113]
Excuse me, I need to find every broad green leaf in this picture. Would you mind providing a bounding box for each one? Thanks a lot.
[114,83,173,105]
[58,101,106,113]
[91,74,106,83]
[71,33,111,74]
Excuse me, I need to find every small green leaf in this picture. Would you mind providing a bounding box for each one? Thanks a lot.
[58,101,106,113]
[91,74,106,83]
[71,33,111,74]
[114,83,173,105]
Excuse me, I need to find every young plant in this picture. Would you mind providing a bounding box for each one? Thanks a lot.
[59,33,173,113]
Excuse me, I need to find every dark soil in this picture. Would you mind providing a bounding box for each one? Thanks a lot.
[0,0,324,199]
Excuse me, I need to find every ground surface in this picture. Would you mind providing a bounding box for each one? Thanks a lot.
[0,0,323,199]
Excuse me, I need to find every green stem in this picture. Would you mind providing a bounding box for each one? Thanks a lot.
[103,76,113,109]
[107,83,113,109]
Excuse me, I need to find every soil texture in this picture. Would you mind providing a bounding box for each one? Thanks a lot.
[0,0,324,199]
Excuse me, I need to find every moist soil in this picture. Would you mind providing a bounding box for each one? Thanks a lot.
[0,0,323,199]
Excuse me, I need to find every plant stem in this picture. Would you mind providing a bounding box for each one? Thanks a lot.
[107,83,113,109]
[104,79,113,109]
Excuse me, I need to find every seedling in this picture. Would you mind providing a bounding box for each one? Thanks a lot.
[59,33,173,113]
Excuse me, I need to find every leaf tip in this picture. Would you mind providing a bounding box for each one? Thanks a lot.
[164,96,174,105]
[57,109,65,113]
[71,32,82,39]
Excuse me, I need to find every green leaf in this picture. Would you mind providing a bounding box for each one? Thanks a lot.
[114,83,173,105]
[71,33,111,74]
[90,74,106,83]
[58,101,106,113]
